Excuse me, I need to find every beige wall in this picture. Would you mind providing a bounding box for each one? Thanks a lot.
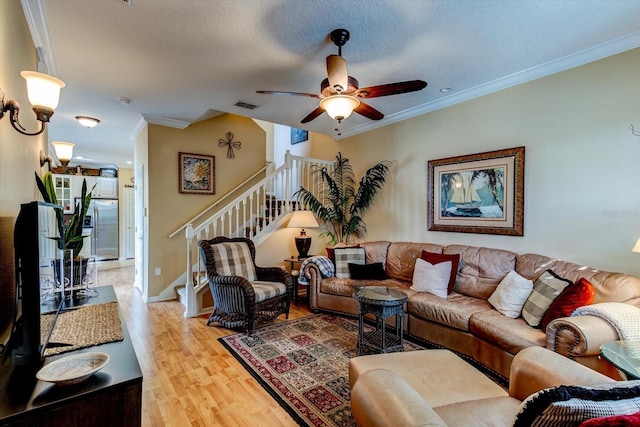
[260,48,640,276]
[0,0,49,340]
[146,114,266,297]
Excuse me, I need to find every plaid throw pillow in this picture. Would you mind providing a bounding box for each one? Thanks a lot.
[522,269,572,328]
[334,247,366,278]
[209,241,257,282]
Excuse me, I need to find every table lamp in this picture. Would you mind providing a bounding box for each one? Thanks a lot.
[288,211,319,259]
[633,238,640,253]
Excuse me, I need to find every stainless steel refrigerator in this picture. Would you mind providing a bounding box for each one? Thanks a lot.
[79,198,119,261]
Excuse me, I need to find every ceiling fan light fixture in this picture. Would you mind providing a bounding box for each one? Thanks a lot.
[76,115,100,128]
[320,95,360,122]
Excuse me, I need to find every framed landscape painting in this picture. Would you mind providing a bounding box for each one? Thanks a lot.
[427,146,525,236]
[178,152,215,195]
[291,127,308,145]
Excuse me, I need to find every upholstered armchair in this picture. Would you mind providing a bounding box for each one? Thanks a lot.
[198,236,292,335]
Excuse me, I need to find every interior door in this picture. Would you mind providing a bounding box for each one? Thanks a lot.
[134,165,145,294]
[123,187,135,259]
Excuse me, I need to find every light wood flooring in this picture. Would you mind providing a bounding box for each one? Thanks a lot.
[103,266,311,427]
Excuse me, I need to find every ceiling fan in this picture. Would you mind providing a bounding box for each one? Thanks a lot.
[257,29,427,125]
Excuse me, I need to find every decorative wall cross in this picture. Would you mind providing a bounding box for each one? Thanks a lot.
[218,131,241,159]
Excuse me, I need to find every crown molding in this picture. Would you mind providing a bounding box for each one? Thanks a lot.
[21,0,58,76]
[337,30,640,140]
[141,114,191,129]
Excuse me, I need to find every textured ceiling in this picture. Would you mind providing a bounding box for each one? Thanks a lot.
[20,0,640,168]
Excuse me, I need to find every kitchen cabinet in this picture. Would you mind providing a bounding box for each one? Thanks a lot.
[53,174,73,213]
[94,177,118,198]
[72,176,118,199]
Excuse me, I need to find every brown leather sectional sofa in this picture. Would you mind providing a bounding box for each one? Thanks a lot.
[303,241,640,379]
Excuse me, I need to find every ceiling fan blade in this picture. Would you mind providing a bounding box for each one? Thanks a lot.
[256,90,320,98]
[355,80,427,98]
[301,106,325,123]
[354,101,384,120]
[326,54,349,93]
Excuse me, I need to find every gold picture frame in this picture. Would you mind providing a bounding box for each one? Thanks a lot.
[427,146,525,236]
[178,152,215,195]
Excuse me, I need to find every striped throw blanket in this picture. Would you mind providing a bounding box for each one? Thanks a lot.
[298,256,335,285]
[572,302,640,341]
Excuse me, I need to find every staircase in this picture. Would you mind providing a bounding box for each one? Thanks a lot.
[175,151,333,317]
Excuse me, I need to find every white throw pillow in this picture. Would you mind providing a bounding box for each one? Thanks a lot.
[410,258,452,298]
[488,270,534,318]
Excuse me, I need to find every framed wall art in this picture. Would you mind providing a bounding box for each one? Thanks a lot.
[291,127,308,145]
[427,146,525,236]
[178,152,215,195]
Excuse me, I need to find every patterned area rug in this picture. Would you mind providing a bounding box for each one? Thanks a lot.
[218,314,427,426]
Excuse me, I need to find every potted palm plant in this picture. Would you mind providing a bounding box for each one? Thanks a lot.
[35,171,93,287]
[294,152,391,247]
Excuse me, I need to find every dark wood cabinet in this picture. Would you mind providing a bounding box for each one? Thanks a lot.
[0,286,142,426]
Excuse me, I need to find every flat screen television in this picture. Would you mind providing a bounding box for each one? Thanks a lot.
[7,201,63,368]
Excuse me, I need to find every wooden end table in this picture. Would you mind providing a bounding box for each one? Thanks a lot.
[353,286,408,356]
[283,256,311,305]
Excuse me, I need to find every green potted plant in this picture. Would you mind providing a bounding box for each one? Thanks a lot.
[35,171,93,286]
[294,152,391,247]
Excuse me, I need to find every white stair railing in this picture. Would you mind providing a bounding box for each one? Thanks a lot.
[181,151,333,317]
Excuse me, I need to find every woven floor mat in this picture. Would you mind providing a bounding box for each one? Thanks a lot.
[41,301,124,356]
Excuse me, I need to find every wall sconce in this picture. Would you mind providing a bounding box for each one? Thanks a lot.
[52,141,74,166]
[0,71,65,136]
[632,238,640,253]
[287,210,319,259]
[319,94,360,123]
[39,150,52,171]
[76,115,100,128]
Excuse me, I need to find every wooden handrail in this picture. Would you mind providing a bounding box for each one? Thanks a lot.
[168,163,271,238]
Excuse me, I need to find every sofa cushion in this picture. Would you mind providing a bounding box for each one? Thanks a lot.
[513,381,640,427]
[446,245,517,300]
[422,250,460,294]
[360,241,391,265]
[469,310,546,354]
[411,258,452,298]
[488,270,533,318]
[434,396,522,426]
[541,278,596,330]
[319,277,413,298]
[386,242,444,283]
[408,292,493,332]
[348,262,386,280]
[517,253,640,306]
[334,247,365,278]
[522,269,572,327]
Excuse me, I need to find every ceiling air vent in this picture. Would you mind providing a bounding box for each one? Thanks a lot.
[234,101,259,110]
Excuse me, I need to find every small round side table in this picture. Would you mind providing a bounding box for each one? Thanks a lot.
[353,286,408,356]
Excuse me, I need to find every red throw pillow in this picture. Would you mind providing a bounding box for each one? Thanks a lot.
[540,277,595,330]
[421,250,460,294]
[579,412,640,426]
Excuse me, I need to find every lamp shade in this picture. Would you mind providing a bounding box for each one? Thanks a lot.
[319,95,360,121]
[20,71,65,110]
[633,238,640,253]
[287,211,319,229]
[52,141,75,165]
